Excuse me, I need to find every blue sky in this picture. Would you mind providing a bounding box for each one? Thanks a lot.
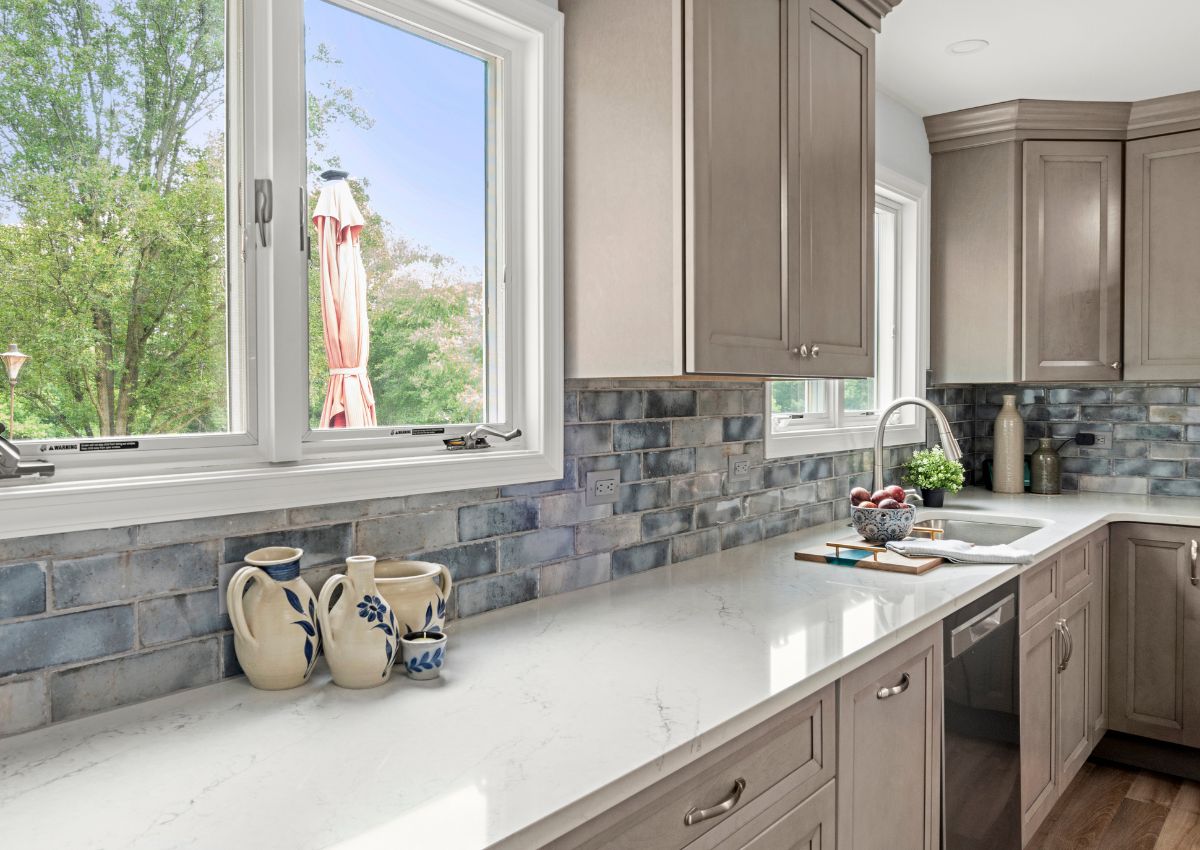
[306,0,487,271]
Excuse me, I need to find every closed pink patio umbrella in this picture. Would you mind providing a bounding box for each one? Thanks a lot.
[314,175,377,429]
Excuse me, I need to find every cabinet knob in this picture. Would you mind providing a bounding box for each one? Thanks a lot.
[791,347,800,355]
[796,344,809,358]
[811,345,820,359]
[1110,361,1121,370]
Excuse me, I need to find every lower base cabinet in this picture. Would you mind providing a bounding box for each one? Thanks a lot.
[1019,530,1107,846]
[547,626,943,850]
[837,624,942,850]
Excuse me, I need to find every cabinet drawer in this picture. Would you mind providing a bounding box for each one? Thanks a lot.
[1059,538,1094,601]
[688,778,835,850]
[549,684,835,850]
[1020,557,1060,633]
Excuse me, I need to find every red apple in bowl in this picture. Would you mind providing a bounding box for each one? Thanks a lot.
[850,486,871,505]
[885,484,907,503]
[870,490,890,504]
[877,498,900,510]
[859,501,878,509]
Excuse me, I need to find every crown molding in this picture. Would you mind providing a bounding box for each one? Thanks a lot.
[925,91,1200,152]
[835,0,903,32]
[1127,90,1200,139]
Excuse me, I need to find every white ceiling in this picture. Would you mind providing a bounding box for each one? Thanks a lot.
[877,0,1200,117]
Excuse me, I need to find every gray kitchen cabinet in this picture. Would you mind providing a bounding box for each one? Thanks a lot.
[837,623,941,850]
[563,0,880,379]
[1108,522,1200,747]
[1018,533,1102,845]
[545,684,836,850]
[1124,130,1200,380]
[1020,608,1059,844]
[1022,141,1123,382]
[696,779,836,850]
[927,111,1123,383]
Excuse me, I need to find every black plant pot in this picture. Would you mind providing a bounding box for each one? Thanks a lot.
[921,488,946,508]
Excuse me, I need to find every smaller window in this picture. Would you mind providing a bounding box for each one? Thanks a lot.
[766,176,927,458]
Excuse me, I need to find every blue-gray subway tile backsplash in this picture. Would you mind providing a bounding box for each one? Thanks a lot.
[0,562,46,620]
[0,377,957,735]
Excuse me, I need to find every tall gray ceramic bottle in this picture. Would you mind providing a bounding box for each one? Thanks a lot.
[993,394,1025,494]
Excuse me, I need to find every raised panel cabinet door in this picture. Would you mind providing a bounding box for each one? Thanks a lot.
[1021,141,1123,381]
[837,624,941,850]
[686,0,799,377]
[1108,523,1200,746]
[1057,587,1093,790]
[1088,532,1109,744]
[1124,130,1200,380]
[789,0,875,378]
[1020,609,1060,846]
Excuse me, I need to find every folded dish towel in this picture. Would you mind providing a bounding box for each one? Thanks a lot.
[884,538,1035,565]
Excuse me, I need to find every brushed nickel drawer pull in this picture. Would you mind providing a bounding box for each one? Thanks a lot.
[683,778,746,826]
[876,673,910,700]
[1061,621,1074,671]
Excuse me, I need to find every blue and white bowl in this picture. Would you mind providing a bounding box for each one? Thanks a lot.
[851,504,916,544]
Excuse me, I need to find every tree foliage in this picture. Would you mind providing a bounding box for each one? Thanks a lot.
[0,0,485,440]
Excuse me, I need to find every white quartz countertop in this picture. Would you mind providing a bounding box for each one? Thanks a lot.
[3,489,1200,850]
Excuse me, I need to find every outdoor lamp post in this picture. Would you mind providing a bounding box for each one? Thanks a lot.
[1,343,29,437]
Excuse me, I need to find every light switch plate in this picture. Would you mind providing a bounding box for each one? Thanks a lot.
[585,470,621,506]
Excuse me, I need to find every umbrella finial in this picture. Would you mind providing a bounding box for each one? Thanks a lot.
[320,169,350,182]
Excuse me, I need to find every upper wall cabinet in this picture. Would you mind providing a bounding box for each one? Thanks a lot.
[1124,130,1200,380]
[927,95,1200,385]
[562,0,884,380]
[1022,141,1123,382]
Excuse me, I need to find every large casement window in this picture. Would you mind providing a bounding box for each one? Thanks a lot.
[766,169,928,458]
[0,0,563,536]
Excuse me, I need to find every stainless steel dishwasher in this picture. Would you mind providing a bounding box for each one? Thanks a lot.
[942,579,1021,849]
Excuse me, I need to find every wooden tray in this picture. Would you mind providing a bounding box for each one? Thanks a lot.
[794,537,944,575]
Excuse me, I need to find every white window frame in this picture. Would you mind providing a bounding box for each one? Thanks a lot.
[0,0,563,540]
[765,165,928,459]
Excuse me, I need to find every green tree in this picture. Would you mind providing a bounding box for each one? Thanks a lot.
[0,0,227,437]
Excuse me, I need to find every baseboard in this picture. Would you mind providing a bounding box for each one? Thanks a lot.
[1091,731,1200,781]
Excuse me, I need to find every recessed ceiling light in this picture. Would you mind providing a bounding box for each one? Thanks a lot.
[946,39,990,55]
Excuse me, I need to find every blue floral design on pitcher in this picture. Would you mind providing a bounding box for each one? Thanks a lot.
[405,596,447,636]
[359,595,398,678]
[284,587,319,676]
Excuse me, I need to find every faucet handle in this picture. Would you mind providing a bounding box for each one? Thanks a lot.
[903,488,924,504]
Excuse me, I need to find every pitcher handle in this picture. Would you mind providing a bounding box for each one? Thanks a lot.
[228,566,266,646]
[317,573,350,658]
[437,563,454,614]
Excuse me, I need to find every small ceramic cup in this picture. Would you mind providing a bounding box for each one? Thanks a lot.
[400,630,447,680]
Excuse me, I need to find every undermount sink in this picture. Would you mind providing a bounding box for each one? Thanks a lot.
[918,516,1044,546]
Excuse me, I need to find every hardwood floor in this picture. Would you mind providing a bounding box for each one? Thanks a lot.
[1028,760,1200,849]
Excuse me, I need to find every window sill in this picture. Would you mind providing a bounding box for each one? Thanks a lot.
[0,444,563,540]
[764,417,925,459]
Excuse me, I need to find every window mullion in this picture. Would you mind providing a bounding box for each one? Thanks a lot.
[258,0,306,463]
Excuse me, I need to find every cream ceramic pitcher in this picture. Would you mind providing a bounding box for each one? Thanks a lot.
[374,560,454,635]
[227,547,319,690]
[318,555,399,688]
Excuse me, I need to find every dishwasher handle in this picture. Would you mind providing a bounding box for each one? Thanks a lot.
[950,594,1016,659]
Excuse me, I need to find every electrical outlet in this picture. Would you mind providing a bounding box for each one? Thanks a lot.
[1091,433,1109,448]
[218,561,239,616]
[728,454,752,481]
[1077,432,1108,448]
[585,470,621,506]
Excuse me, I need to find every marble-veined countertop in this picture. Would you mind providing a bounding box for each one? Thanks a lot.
[2,489,1199,850]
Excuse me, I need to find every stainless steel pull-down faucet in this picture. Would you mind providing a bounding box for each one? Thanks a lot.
[872,396,963,493]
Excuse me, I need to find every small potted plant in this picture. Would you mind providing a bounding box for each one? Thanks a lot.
[902,446,965,508]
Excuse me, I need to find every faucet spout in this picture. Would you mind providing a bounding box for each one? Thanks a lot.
[872,396,962,493]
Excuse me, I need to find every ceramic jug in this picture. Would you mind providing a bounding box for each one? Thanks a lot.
[318,555,399,688]
[227,547,319,690]
[993,394,1026,494]
[375,560,454,635]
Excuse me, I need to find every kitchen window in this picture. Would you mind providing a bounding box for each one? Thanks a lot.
[0,0,563,537]
[766,170,928,458]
